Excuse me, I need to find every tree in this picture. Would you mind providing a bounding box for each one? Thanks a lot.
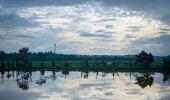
[52,60,55,67]
[0,50,5,62]
[62,61,69,68]
[40,62,44,68]
[37,52,45,61]
[16,47,32,68]
[163,56,170,67]
[135,51,154,66]
[101,61,106,66]
[0,62,5,69]
[162,72,170,82]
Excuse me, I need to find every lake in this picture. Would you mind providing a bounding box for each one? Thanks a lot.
[0,70,170,100]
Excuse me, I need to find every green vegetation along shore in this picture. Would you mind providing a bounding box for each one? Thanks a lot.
[0,47,170,71]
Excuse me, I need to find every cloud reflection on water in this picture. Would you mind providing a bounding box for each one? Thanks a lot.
[0,71,170,100]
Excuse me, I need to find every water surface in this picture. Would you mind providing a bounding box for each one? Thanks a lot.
[0,70,170,100]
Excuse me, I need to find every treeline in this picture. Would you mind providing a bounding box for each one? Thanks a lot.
[0,50,137,61]
[1,47,170,69]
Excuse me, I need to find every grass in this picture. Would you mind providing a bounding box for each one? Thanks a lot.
[0,60,166,70]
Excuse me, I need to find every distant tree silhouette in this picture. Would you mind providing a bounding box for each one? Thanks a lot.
[37,52,45,61]
[52,60,55,67]
[16,47,32,68]
[101,61,106,66]
[84,60,89,67]
[163,57,170,67]
[12,62,15,69]
[0,50,5,62]
[0,51,6,70]
[40,62,45,68]
[135,51,154,66]
[62,61,69,68]
[0,62,5,69]
[7,62,11,70]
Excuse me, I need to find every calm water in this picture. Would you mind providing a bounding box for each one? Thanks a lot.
[0,70,170,100]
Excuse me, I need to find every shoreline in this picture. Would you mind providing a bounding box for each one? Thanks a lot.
[1,67,170,72]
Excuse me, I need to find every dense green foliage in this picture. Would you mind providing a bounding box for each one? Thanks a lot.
[0,48,170,70]
[16,48,32,68]
[0,50,136,61]
[135,51,154,66]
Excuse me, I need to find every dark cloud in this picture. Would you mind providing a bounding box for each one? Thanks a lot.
[1,0,170,26]
[159,31,169,34]
[105,25,113,29]
[160,28,170,31]
[160,13,170,25]
[14,35,33,38]
[131,35,170,55]
[0,0,88,8]
[0,34,33,39]
[80,32,112,38]
[0,13,37,29]
[126,35,137,38]
[1,0,169,14]
[95,30,115,34]
[137,35,170,43]
[126,25,144,32]
[100,0,170,12]
[101,0,170,26]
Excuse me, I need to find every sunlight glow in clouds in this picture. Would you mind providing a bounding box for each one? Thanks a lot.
[0,1,170,55]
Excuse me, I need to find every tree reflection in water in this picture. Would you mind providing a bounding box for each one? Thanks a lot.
[135,73,154,88]
[1,71,4,80]
[0,70,170,91]
[16,72,30,91]
[81,71,89,79]
[36,70,46,86]
[52,70,56,80]
[6,70,11,79]
[162,72,170,82]
[62,69,69,78]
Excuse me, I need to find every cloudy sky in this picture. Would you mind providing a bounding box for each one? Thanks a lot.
[0,0,170,55]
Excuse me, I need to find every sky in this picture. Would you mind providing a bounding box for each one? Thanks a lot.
[0,0,170,55]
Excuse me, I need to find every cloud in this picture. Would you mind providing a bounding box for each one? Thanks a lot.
[126,25,144,32]
[14,34,33,38]
[130,35,170,55]
[0,0,170,55]
[0,0,88,8]
[105,25,113,29]
[160,28,170,31]
[0,13,37,30]
[80,32,112,38]
[0,34,33,39]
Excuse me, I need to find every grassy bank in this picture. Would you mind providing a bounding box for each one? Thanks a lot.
[0,60,166,70]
